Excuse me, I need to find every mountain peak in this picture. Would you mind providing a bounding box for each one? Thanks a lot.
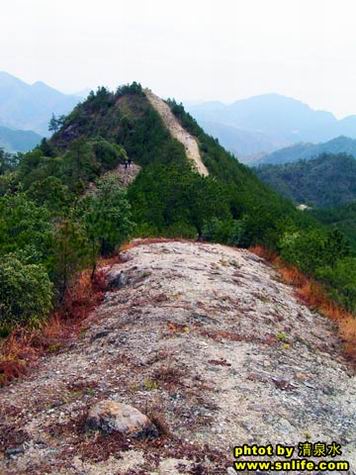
[31,80,50,88]
[0,71,80,136]
[187,93,345,158]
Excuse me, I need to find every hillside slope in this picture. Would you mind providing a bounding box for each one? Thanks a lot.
[1,241,355,474]
[311,202,356,251]
[49,85,304,240]
[255,153,356,208]
[145,90,208,176]
[259,136,356,165]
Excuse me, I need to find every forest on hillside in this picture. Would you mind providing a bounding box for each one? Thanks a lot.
[254,153,356,256]
[0,84,355,336]
[312,202,356,251]
[255,153,356,208]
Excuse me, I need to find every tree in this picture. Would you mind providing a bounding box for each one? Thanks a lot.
[0,148,17,175]
[51,218,89,299]
[26,176,73,213]
[316,257,356,312]
[78,175,134,277]
[90,138,128,173]
[48,114,66,133]
[0,193,52,261]
[63,139,100,189]
[128,162,231,237]
[39,138,56,157]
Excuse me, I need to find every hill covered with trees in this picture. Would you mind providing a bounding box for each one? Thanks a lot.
[259,136,356,165]
[312,202,356,251]
[255,153,356,208]
[0,84,355,336]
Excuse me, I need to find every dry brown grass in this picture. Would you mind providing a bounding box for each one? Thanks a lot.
[249,245,356,364]
[0,268,107,386]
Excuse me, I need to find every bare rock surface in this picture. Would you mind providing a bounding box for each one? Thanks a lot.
[0,240,355,474]
[108,163,141,187]
[145,90,209,177]
[87,163,141,192]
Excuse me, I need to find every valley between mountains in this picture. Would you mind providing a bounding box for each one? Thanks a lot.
[0,240,355,474]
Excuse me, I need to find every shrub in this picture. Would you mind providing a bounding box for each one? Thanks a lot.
[163,222,197,239]
[78,175,134,274]
[202,217,248,246]
[26,176,73,213]
[0,193,53,260]
[279,228,351,275]
[0,255,53,327]
[316,258,356,313]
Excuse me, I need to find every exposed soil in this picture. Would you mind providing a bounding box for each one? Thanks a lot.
[0,241,355,474]
[145,90,209,177]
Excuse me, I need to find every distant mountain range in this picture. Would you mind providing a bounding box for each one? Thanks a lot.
[0,71,81,137]
[255,153,356,208]
[3,71,356,160]
[186,94,356,160]
[0,125,41,153]
[258,136,356,165]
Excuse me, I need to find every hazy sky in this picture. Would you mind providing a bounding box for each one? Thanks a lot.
[2,0,356,117]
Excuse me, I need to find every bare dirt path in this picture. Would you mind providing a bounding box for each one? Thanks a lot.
[145,90,209,177]
[0,241,355,474]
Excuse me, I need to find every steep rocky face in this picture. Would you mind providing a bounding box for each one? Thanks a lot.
[0,241,355,474]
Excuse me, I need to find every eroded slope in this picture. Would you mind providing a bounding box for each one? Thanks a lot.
[145,90,209,176]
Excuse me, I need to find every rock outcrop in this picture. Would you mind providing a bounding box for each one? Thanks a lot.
[0,240,355,474]
[86,400,158,438]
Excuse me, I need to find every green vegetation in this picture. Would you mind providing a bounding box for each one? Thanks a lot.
[0,255,53,327]
[254,152,356,302]
[0,148,18,174]
[78,175,134,274]
[255,153,356,208]
[0,91,135,331]
[311,202,356,251]
[0,84,355,331]
[128,162,231,237]
[167,100,355,312]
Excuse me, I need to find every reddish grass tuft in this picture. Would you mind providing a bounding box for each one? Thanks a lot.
[249,244,278,263]
[249,245,356,364]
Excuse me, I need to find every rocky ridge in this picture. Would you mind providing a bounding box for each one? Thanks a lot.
[0,240,355,474]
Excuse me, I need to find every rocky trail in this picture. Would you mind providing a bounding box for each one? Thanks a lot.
[145,90,209,177]
[0,241,355,474]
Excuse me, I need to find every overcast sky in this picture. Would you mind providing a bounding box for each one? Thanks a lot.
[2,0,356,117]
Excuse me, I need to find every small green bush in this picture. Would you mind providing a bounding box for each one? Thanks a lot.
[0,255,53,327]
[163,222,197,239]
[316,257,356,313]
[202,217,248,246]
